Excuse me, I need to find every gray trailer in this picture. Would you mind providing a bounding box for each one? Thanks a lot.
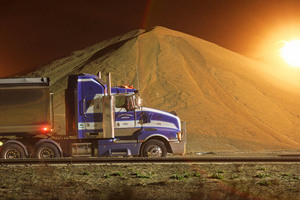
[0,77,52,136]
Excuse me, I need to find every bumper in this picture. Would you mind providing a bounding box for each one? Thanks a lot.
[170,141,186,155]
[170,121,187,155]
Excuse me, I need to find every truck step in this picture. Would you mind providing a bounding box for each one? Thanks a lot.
[98,142,141,157]
[108,149,131,156]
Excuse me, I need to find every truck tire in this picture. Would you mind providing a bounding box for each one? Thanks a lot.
[141,139,167,158]
[1,143,26,159]
[35,143,61,159]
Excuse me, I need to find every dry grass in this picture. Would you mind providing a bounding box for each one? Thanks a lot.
[0,163,299,200]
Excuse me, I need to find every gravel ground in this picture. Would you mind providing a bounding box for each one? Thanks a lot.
[0,162,299,200]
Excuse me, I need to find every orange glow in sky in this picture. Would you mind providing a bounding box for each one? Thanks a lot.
[279,39,300,67]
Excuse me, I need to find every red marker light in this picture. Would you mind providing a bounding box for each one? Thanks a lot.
[119,84,134,89]
[41,126,52,135]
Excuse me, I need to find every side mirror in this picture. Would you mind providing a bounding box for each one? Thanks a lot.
[125,97,135,111]
[136,96,142,107]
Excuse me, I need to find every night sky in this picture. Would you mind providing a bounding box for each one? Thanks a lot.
[1,0,300,77]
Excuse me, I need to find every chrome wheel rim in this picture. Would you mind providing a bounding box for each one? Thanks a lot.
[5,149,21,159]
[39,148,55,158]
[147,145,163,157]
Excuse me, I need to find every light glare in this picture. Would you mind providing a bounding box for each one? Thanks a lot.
[280,39,300,67]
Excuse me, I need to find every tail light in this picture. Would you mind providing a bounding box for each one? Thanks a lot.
[41,126,52,134]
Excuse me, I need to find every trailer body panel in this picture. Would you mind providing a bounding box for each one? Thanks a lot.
[0,78,51,135]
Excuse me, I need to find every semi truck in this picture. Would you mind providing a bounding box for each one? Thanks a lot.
[0,72,186,159]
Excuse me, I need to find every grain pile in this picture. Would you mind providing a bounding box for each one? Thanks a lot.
[27,26,300,152]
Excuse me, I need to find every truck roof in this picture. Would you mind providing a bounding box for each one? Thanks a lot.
[76,74,138,94]
[0,77,50,86]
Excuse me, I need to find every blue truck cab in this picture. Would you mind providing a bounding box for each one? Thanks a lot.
[65,73,186,157]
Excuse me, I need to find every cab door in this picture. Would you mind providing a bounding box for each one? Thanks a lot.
[82,95,103,134]
[114,95,142,137]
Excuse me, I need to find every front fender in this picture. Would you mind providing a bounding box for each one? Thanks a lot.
[138,128,181,154]
[138,127,179,142]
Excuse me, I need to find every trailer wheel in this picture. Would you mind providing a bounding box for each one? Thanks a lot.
[141,139,167,158]
[35,143,61,159]
[1,144,26,159]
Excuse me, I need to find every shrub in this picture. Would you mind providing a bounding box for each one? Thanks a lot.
[210,173,224,180]
[83,171,90,175]
[134,172,152,179]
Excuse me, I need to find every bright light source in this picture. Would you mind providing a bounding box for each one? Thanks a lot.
[42,127,49,132]
[279,39,300,67]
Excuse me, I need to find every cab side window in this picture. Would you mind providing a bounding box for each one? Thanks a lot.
[115,96,126,108]
[115,96,135,111]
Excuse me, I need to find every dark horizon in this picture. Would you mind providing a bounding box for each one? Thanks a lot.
[1,0,300,77]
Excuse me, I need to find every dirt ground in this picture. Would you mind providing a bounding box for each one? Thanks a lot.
[0,160,299,200]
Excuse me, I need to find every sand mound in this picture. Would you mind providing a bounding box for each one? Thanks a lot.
[27,26,300,152]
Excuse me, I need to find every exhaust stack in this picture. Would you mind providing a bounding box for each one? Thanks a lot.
[97,72,101,79]
[102,73,115,138]
[107,73,112,96]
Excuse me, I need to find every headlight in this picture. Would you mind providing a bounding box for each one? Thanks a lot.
[177,132,182,141]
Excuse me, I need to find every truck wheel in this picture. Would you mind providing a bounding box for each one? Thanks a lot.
[1,144,26,159]
[141,139,167,158]
[35,143,61,159]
